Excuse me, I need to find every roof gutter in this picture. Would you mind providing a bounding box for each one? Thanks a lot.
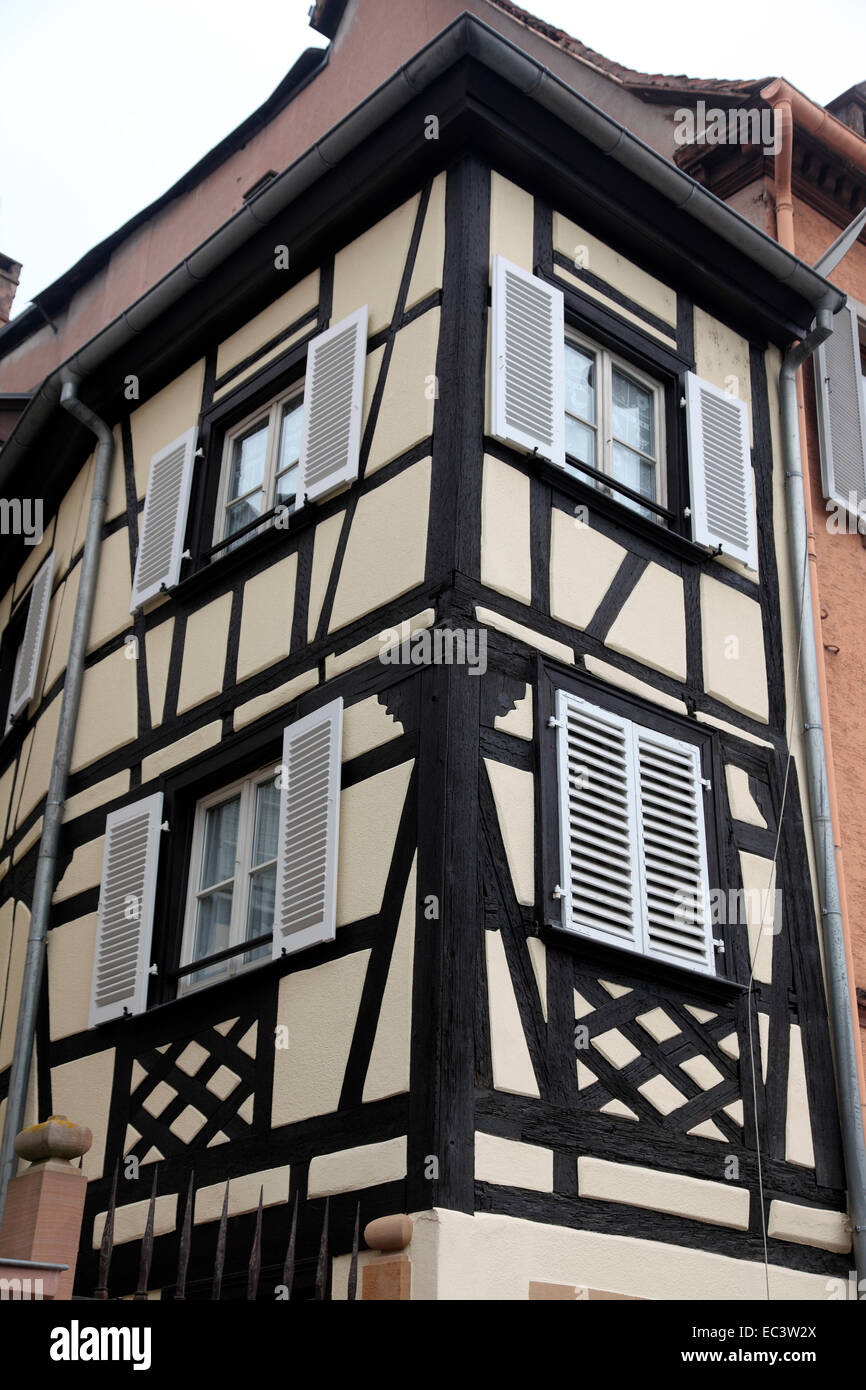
[0,15,844,489]
[762,77,866,173]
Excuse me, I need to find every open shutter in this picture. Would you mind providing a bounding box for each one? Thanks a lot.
[814,304,866,516]
[89,793,163,1027]
[8,552,55,723]
[274,697,342,958]
[555,691,642,952]
[130,427,197,610]
[492,255,565,466]
[634,727,714,974]
[297,308,367,504]
[685,371,756,569]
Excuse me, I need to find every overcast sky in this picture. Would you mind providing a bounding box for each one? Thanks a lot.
[3,0,863,316]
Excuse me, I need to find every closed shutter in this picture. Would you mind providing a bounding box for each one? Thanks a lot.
[130,427,197,610]
[274,697,342,957]
[685,371,757,570]
[634,726,714,973]
[814,305,866,516]
[8,552,55,723]
[555,691,642,951]
[492,255,565,466]
[89,793,163,1027]
[298,308,368,504]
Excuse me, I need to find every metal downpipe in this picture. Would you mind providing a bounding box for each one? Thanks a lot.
[781,311,866,1284]
[0,383,114,1229]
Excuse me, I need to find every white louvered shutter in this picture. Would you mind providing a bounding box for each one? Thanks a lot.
[492,256,565,466]
[8,552,55,723]
[130,427,197,610]
[89,793,163,1027]
[814,305,866,516]
[634,726,714,974]
[298,308,368,504]
[685,372,757,570]
[555,691,642,952]
[273,697,342,958]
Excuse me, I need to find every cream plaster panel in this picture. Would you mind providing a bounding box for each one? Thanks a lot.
[592,1029,640,1070]
[406,171,446,307]
[236,553,297,683]
[325,608,435,680]
[177,593,232,714]
[701,575,768,722]
[129,361,205,498]
[584,656,688,715]
[332,195,420,334]
[475,606,574,665]
[215,272,318,378]
[93,1192,176,1248]
[726,764,767,827]
[53,1048,116,1179]
[329,460,431,633]
[308,1136,407,1199]
[53,836,104,904]
[366,310,439,476]
[601,1100,639,1121]
[307,511,345,642]
[481,456,532,605]
[87,528,133,654]
[104,425,128,524]
[363,857,416,1103]
[233,669,318,733]
[637,1008,682,1044]
[485,929,540,1099]
[0,901,25,1069]
[14,522,54,601]
[176,1041,209,1076]
[271,951,370,1127]
[0,760,16,841]
[140,722,222,783]
[145,618,173,727]
[638,1074,688,1115]
[694,306,753,445]
[607,564,687,682]
[695,711,773,748]
[70,648,138,773]
[579,1156,750,1230]
[786,1024,816,1169]
[494,684,533,741]
[171,1106,207,1143]
[336,760,413,927]
[550,512,626,632]
[52,456,94,578]
[554,264,678,346]
[213,322,316,400]
[490,173,535,272]
[484,760,534,907]
[194,1166,290,1224]
[62,773,129,827]
[688,1119,728,1142]
[739,851,776,985]
[42,567,81,697]
[16,693,61,824]
[679,1055,725,1091]
[419,1207,831,1302]
[768,1199,849,1254]
[12,817,42,866]
[342,696,403,763]
[475,1132,553,1192]
[553,213,676,327]
[48,915,97,1041]
[527,937,547,1020]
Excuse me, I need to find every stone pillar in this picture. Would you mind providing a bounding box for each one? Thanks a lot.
[0,1115,92,1301]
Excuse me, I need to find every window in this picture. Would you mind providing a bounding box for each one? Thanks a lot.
[553,687,717,976]
[564,334,665,521]
[179,767,280,992]
[216,388,304,551]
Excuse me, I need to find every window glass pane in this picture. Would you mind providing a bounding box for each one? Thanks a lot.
[612,370,653,455]
[191,888,234,975]
[565,343,596,423]
[565,417,596,468]
[245,864,275,962]
[275,463,299,508]
[200,796,240,890]
[612,442,656,519]
[225,492,263,544]
[252,781,280,867]
[228,422,268,500]
[278,400,303,473]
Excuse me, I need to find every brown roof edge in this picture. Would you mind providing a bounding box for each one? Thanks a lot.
[762,77,866,172]
[309,0,346,39]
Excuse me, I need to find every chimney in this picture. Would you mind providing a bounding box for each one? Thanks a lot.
[0,253,22,325]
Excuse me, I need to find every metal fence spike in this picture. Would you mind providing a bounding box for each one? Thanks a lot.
[133,1165,159,1301]
[174,1171,195,1300]
[247,1186,264,1301]
[315,1197,330,1300]
[281,1189,298,1301]
[94,1160,119,1299]
[212,1178,230,1301]
[347,1201,361,1302]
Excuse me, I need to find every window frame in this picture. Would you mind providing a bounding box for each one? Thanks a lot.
[214,383,304,552]
[564,328,668,519]
[178,761,280,996]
